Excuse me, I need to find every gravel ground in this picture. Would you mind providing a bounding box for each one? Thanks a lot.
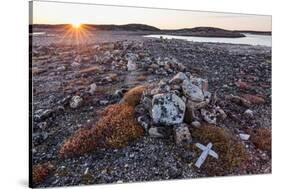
[31,31,271,187]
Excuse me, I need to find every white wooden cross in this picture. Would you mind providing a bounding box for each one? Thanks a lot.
[195,142,219,168]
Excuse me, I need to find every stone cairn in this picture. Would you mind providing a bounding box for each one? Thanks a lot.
[135,72,227,146]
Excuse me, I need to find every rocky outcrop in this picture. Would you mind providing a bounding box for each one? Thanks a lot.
[135,72,227,145]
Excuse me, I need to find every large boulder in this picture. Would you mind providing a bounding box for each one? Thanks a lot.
[151,93,186,125]
[182,79,204,102]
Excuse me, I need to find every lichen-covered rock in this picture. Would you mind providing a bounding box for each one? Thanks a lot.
[190,77,209,91]
[173,123,192,145]
[151,93,186,125]
[201,109,216,124]
[182,79,204,102]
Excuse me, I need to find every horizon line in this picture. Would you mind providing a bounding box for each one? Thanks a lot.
[30,23,272,32]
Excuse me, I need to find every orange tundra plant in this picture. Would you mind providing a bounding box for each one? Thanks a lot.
[59,104,144,159]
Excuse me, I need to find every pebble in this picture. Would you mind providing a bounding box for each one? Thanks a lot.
[70,96,83,109]
[88,83,97,95]
[239,133,250,140]
[148,127,166,138]
[191,121,201,128]
[244,109,254,118]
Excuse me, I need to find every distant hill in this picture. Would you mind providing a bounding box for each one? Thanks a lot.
[31,24,270,38]
[31,24,160,32]
[87,24,161,31]
[163,27,245,38]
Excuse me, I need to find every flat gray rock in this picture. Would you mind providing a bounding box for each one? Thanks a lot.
[169,72,188,84]
[182,79,204,102]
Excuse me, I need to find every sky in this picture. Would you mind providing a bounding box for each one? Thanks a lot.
[31,1,272,31]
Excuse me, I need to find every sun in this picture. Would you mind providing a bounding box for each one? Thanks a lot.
[72,22,81,29]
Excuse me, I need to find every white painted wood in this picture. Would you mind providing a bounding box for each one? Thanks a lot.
[195,142,219,168]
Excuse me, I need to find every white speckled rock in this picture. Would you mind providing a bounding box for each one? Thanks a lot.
[173,123,192,145]
[151,93,186,125]
[70,96,83,109]
[182,79,204,102]
[201,109,216,124]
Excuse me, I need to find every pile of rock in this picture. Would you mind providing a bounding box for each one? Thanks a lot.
[135,72,227,145]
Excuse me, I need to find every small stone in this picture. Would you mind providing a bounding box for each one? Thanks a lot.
[191,121,201,128]
[127,59,137,71]
[57,65,66,71]
[141,97,152,111]
[116,180,123,184]
[244,109,254,118]
[34,109,54,122]
[190,77,208,91]
[173,123,192,145]
[84,167,89,175]
[215,106,227,120]
[70,96,83,109]
[148,127,167,138]
[169,72,188,84]
[37,122,48,130]
[201,109,216,124]
[182,79,204,102]
[239,133,250,140]
[137,116,150,131]
[99,100,109,105]
[88,83,97,95]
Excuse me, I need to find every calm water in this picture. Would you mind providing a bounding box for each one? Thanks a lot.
[145,33,271,47]
[31,32,46,36]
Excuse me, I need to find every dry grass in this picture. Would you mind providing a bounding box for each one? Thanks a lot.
[32,67,46,75]
[251,128,271,152]
[96,104,144,148]
[122,85,146,107]
[58,126,100,159]
[191,125,247,176]
[79,66,101,74]
[242,94,265,105]
[32,162,55,186]
[59,104,144,159]
[136,75,147,81]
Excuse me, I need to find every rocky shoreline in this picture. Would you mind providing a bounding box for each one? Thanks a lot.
[31,33,271,187]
